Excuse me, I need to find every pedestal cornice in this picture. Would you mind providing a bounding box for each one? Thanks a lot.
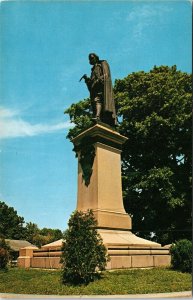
[72,123,128,150]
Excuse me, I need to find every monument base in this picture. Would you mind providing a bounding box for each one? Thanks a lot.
[98,228,171,269]
[18,232,171,270]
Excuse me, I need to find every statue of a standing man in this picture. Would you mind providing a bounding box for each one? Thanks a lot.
[80,53,117,127]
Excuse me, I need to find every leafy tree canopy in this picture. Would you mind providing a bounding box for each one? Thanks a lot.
[0,201,26,240]
[65,65,192,244]
[24,223,63,247]
[0,201,63,247]
[65,98,92,140]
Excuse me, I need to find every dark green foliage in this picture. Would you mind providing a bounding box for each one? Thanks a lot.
[40,228,63,242]
[64,98,93,140]
[0,201,26,240]
[65,66,192,244]
[170,239,192,273]
[24,222,39,245]
[61,210,108,285]
[24,222,63,248]
[0,238,10,269]
[114,66,192,244]
[0,201,63,247]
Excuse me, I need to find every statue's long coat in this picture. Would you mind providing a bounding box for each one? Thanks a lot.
[100,60,117,124]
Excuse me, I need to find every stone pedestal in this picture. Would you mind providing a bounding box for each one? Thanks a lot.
[73,123,131,230]
[72,123,171,269]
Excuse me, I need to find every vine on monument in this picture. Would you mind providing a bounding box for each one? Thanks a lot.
[73,137,96,186]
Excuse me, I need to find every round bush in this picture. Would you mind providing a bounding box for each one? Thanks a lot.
[0,238,9,269]
[170,239,192,273]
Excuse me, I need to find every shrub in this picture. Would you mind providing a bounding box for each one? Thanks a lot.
[170,239,192,273]
[61,210,108,285]
[0,237,10,269]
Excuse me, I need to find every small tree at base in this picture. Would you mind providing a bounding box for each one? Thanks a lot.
[0,237,10,270]
[61,210,108,285]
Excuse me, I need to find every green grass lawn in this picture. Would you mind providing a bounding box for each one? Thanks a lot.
[0,267,192,295]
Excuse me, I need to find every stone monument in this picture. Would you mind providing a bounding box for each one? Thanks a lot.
[17,54,171,270]
[75,53,171,269]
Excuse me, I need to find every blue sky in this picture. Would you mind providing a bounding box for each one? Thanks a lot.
[0,0,191,231]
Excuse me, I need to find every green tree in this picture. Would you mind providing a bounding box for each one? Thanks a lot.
[65,66,192,245]
[0,201,63,247]
[114,65,191,244]
[0,201,26,239]
[61,210,108,285]
[0,237,10,269]
[25,223,63,247]
[65,98,93,140]
[24,222,42,246]
[40,228,63,241]
[25,222,39,242]
[30,234,49,248]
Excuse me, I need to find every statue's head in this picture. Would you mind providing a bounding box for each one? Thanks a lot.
[89,53,99,65]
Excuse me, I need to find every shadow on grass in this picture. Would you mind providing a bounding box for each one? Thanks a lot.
[61,272,103,287]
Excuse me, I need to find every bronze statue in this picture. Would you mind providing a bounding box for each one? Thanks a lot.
[80,53,117,127]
